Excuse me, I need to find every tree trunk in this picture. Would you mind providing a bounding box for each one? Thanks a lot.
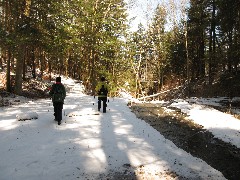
[199,32,205,77]
[0,53,2,70]
[208,0,216,85]
[184,17,190,97]
[40,49,44,80]
[22,46,27,81]
[15,44,25,95]
[48,60,52,81]
[6,50,12,92]
[227,31,233,72]
[31,47,36,78]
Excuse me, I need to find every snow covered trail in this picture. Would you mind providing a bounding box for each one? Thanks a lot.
[0,80,226,179]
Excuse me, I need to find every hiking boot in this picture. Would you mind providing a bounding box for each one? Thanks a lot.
[58,121,61,125]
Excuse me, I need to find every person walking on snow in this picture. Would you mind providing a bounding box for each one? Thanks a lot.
[49,77,66,125]
[95,77,109,113]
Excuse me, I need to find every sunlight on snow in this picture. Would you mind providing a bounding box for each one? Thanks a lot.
[0,120,18,130]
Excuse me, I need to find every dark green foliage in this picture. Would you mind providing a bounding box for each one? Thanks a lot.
[0,0,128,94]
[0,0,239,97]
[219,72,240,96]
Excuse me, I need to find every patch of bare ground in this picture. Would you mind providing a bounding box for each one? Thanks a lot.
[94,163,183,180]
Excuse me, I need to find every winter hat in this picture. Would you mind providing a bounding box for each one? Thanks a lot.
[56,76,61,82]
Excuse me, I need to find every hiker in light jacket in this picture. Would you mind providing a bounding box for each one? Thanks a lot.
[95,77,109,113]
[49,77,66,125]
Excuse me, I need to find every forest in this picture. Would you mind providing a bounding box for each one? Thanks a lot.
[0,0,240,98]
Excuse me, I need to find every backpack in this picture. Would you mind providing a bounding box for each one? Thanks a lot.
[98,84,108,96]
[52,84,65,102]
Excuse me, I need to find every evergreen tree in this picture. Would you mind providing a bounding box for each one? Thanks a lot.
[147,5,169,91]
[187,0,208,81]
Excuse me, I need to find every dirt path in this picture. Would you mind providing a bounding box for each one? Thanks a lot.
[130,102,240,180]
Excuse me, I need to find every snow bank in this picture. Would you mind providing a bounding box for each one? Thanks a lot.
[16,112,38,121]
[170,99,240,148]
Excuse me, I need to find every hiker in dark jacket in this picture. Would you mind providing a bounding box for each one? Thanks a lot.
[95,77,109,113]
[49,77,66,125]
